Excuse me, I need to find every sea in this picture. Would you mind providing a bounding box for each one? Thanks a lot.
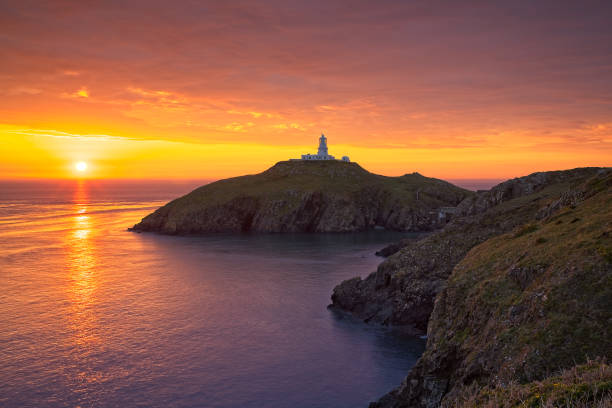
[0,180,426,408]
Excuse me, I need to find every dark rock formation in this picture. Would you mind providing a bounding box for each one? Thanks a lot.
[341,167,612,408]
[455,167,604,217]
[371,171,611,407]
[331,168,608,333]
[375,238,419,257]
[132,160,469,234]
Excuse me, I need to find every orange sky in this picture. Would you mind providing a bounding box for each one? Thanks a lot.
[1,1,610,181]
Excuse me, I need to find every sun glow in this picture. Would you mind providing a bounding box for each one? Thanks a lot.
[75,161,88,172]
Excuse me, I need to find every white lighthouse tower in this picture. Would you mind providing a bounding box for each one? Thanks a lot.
[299,133,349,161]
[317,133,329,156]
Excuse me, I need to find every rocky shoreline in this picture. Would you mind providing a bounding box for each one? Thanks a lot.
[329,167,612,407]
[132,160,470,234]
[130,163,611,407]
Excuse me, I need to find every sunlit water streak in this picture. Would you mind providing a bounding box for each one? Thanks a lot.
[0,181,425,408]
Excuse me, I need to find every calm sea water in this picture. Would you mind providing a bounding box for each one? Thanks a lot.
[0,180,425,408]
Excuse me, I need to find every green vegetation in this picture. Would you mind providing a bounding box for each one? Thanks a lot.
[445,185,610,372]
[134,160,471,233]
[360,169,611,408]
[513,223,539,237]
[445,359,612,408]
[335,168,611,336]
[171,160,466,209]
[420,171,612,406]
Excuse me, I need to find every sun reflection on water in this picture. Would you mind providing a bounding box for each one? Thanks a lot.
[67,180,100,349]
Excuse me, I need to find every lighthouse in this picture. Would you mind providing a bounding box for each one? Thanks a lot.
[317,133,329,156]
[298,133,350,162]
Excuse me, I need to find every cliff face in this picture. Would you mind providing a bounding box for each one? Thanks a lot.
[132,160,470,234]
[454,167,603,217]
[330,167,611,408]
[330,167,607,333]
[370,168,611,408]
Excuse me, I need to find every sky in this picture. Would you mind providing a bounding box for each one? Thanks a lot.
[1,0,611,181]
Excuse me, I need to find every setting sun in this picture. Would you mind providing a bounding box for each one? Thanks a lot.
[75,161,88,172]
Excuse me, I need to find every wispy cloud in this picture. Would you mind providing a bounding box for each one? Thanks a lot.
[127,87,172,98]
[7,128,137,142]
[1,0,611,177]
[227,110,280,119]
[223,122,255,132]
[272,123,309,131]
[7,87,42,96]
[61,87,89,99]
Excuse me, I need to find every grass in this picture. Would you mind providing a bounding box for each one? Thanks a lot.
[514,223,539,237]
[183,160,468,205]
[444,359,612,408]
[142,160,471,226]
[423,172,612,405]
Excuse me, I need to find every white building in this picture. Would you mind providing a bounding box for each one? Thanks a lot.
[300,134,350,162]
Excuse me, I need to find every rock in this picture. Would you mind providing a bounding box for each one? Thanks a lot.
[358,167,612,407]
[375,238,420,257]
[132,160,470,234]
[455,167,604,217]
[331,167,609,334]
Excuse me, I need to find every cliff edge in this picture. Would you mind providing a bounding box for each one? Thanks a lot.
[131,160,470,234]
[330,167,611,407]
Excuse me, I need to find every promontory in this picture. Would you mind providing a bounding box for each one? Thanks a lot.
[131,160,470,234]
[330,166,612,407]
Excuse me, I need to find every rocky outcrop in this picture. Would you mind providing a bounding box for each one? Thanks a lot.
[336,167,611,408]
[330,168,608,333]
[132,160,469,234]
[375,238,421,257]
[326,167,610,406]
[371,170,611,407]
[455,167,603,216]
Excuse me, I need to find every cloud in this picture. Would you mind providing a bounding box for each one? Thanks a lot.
[127,87,172,98]
[7,128,136,142]
[0,0,611,160]
[62,87,89,99]
[223,122,256,132]
[227,110,280,119]
[272,123,308,131]
[8,87,42,95]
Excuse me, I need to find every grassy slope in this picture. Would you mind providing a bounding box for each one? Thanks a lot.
[380,168,601,282]
[428,173,612,404]
[447,359,611,408]
[139,160,469,229]
[171,161,463,205]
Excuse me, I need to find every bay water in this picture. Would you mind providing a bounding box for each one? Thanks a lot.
[0,180,425,408]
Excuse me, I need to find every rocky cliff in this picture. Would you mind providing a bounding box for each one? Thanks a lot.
[131,160,469,234]
[331,167,606,332]
[330,167,611,407]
